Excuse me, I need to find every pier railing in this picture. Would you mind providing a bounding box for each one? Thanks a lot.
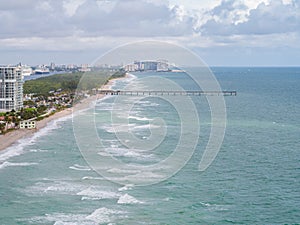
[97,90,237,96]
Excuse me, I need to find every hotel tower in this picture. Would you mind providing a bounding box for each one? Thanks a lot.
[0,66,23,112]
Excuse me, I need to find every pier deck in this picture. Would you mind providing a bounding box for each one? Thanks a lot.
[98,90,237,96]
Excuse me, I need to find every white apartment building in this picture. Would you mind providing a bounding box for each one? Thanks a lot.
[0,66,23,112]
[19,120,36,129]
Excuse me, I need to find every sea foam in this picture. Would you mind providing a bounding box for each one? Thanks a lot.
[0,114,72,163]
[77,187,120,200]
[0,161,38,170]
[117,194,143,204]
[86,207,125,224]
[69,164,91,171]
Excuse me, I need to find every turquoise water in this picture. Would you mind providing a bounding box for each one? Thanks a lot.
[0,68,299,224]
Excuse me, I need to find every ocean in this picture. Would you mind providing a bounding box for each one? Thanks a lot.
[0,67,299,224]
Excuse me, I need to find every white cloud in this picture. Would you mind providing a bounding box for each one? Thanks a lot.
[63,0,86,17]
[0,0,299,66]
[68,0,196,37]
[200,0,300,36]
[0,0,195,38]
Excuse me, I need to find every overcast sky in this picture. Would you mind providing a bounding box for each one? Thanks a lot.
[0,0,299,66]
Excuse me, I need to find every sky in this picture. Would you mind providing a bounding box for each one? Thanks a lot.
[0,0,299,66]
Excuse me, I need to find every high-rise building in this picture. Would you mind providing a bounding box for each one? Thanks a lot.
[50,62,55,71]
[0,66,23,112]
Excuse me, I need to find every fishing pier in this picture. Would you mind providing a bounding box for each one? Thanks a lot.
[98,90,237,96]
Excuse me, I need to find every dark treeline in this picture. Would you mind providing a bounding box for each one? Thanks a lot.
[23,70,126,96]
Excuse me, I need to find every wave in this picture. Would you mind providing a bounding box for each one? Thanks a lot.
[107,72,137,90]
[69,164,91,171]
[25,181,86,195]
[77,187,120,200]
[128,115,154,121]
[0,114,72,163]
[107,168,140,174]
[86,207,126,224]
[130,123,161,131]
[118,184,134,191]
[0,161,38,170]
[112,171,165,183]
[100,123,136,133]
[25,207,126,225]
[199,202,229,211]
[29,149,49,153]
[22,213,89,225]
[117,194,143,204]
[81,176,104,180]
[125,73,137,81]
[101,147,154,159]
[137,100,160,107]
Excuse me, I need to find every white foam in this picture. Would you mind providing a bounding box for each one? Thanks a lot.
[0,146,26,163]
[114,171,165,183]
[118,184,134,191]
[27,213,94,225]
[81,176,104,180]
[117,194,143,204]
[44,185,78,193]
[25,181,86,195]
[123,151,143,157]
[130,123,161,131]
[102,147,152,159]
[77,187,120,200]
[95,98,114,110]
[125,73,137,81]
[29,149,49,153]
[69,164,91,171]
[137,101,160,107]
[86,207,125,224]
[107,168,140,174]
[0,113,72,163]
[101,123,136,133]
[0,161,38,170]
[128,115,153,121]
[200,202,229,211]
[54,222,78,225]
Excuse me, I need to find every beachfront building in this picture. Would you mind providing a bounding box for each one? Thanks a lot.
[19,120,36,129]
[124,64,138,72]
[157,59,169,72]
[124,60,170,72]
[0,66,24,112]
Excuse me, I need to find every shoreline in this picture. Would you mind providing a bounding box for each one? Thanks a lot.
[0,73,131,152]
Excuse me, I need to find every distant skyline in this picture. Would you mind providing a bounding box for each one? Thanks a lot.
[0,0,299,66]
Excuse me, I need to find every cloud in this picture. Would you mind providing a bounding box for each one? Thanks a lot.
[70,0,195,37]
[0,0,72,38]
[0,0,195,39]
[0,0,39,10]
[0,0,299,66]
[200,0,300,36]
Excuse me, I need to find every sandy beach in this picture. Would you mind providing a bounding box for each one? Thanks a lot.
[0,73,130,152]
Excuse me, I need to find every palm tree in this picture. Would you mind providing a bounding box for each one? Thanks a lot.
[0,122,5,134]
[4,115,12,130]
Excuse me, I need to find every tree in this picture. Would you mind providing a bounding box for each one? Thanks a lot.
[0,122,5,134]
[4,115,12,130]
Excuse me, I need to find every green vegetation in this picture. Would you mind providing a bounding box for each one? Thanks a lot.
[0,110,19,134]
[0,69,126,135]
[23,69,126,96]
[24,73,83,96]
